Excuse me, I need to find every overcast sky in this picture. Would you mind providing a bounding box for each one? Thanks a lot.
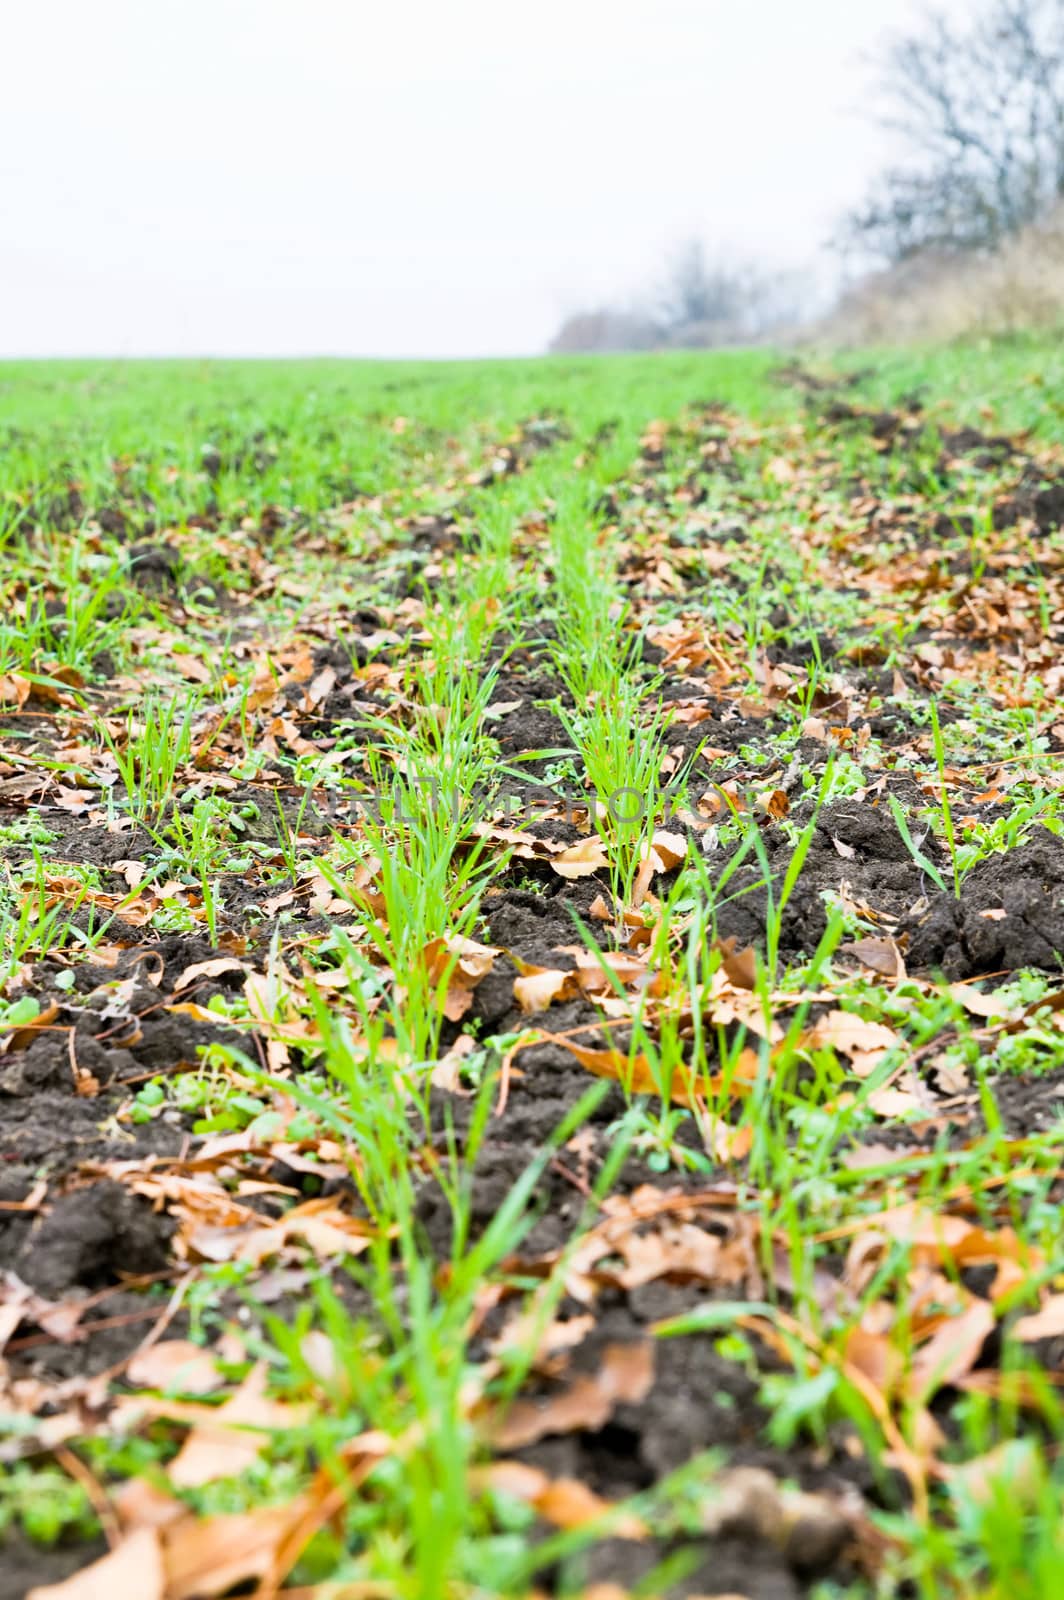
[1,0,966,358]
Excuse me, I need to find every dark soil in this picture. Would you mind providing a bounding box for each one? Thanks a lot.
[904,832,1064,978]
[518,1305,876,1597]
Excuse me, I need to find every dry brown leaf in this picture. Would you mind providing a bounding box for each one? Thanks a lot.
[421,933,498,1019]
[186,1195,373,1267]
[865,1206,1042,1301]
[172,958,248,993]
[163,1501,312,1600]
[1013,1292,1064,1343]
[487,1341,655,1449]
[551,836,610,879]
[111,858,150,890]
[805,1011,899,1077]
[512,967,578,1014]
[840,937,904,978]
[470,819,561,861]
[908,1299,995,1399]
[490,1309,597,1360]
[430,1032,478,1093]
[538,1477,645,1536]
[163,1005,229,1034]
[126,1340,223,1396]
[473,1459,647,1537]
[167,1364,307,1489]
[112,1479,187,1533]
[545,1036,697,1106]
[0,1273,86,1349]
[718,939,757,990]
[866,1084,929,1118]
[0,1000,59,1054]
[306,664,337,705]
[563,946,649,986]
[949,1441,1043,1506]
[649,828,687,869]
[54,785,95,814]
[171,654,213,684]
[705,1119,755,1162]
[26,1527,165,1600]
[949,982,1012,1020]
[609,1219,725,1288]
[842,1142,921,1171]
[0,672,31,710]
[842,1323,903,1396]
[558,1187,758,1302]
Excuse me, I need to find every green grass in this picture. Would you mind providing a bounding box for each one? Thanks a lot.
[2,345,1064,1599]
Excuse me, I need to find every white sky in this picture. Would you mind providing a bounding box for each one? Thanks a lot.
[0,0,967,358]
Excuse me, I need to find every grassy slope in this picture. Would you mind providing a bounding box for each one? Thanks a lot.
[836,334,1064,439]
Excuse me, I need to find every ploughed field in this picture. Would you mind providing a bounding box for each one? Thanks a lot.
[1,346,1064,1599]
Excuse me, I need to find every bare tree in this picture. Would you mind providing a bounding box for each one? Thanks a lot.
[547,241,805,353]
[655,240,750,333]
[844,0,1064,262]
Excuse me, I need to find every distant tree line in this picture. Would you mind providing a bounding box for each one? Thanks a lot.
[549,241,802,354]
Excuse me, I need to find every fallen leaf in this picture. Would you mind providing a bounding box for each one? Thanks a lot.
[649,828,687,869]
[542,1036,697,1106]
[167,1364,306,1488]
[551,836,610,879]
[490,1310,597,1360]
[908,1299,995,1399]
[126,1340,223,1396]
[0,1000,59,1054]
[472,1460,647,1537]
[27,1526,164,1600]
[950,1441,1043,1507]
[863,1206,1042,1301]
[486,1341,655,1449]
[171,654,213,684]
[718,939,757,990]
[512,966,578,1014]
[0,1273,86,1349]
[172,958,248,993]
[421,933,498,1019]
[839,937,904,979]
[805,1011,899,1077]
[163,1502,311,1600]
[1013,1293,1064,1343]
[113,1479,187,1533]
[842,1323,903,1396]
[186,1196,373,1267]
[164,1002,220,1024]
[866,1084,929,1118]
[430,1032,478,1092]
[949,982,1011,1020]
